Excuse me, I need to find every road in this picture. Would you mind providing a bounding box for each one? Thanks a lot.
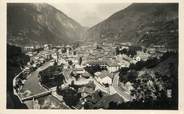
[112,72,131,102]
[93,78,109,93]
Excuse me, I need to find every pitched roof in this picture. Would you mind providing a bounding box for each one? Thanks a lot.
[85,60,108,65]
[73,68,84,71]
[107,60,120,67]
[78,87,94,94]
[96,70,114,79]
[81,71,91,78]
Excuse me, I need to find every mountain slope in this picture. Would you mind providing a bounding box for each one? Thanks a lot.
[7,44,30,108]
[7,3,85,46]
[85,3,178,49]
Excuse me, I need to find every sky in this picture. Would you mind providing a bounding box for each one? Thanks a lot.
[50,3,131,27]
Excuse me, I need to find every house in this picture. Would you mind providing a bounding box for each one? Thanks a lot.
[44,44,51,50]
[147,48,156,54]
[130,59,138,64]
[78,86,94,98]
[45,54,51,60]
[24,66,31,74]
[32,63,37,68]
[107,61,120,73]
[73,66,85,74]
[66,45,72,56]
[34,56,39,60]
[84,60,108,68]
[71,58,79,64]
[33,99,40,109]
[135,56,141,61]
[136,51,150,61]
[167,89,172,98]
[81,71,91,79]
[124,81,134,94]
[39,57,45,64]
[23,46,34,52]
[26,52,34,57]
[119,59,130,68]
[51,53,58,60]
[95,70,113,86]
[131,56,141,64]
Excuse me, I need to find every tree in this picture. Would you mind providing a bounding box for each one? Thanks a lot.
[127,47,137,58]
[60,88,80,107]
[115,47,120,55]
[39,65,64,88]
[127,70,138,83]
[79,57,82,65]
[119,67,129,82]
[75,74,80,81]
[68,60,73,66]
[84,64,107,76]
[121,48,128,54]
[145,57,159,68]
[62,47,67,53]
[53,60,57,66]
[134,60,145,70]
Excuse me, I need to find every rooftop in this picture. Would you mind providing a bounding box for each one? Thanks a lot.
[95,70,113,79]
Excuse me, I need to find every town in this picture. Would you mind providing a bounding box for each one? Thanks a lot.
[11,41,178,109]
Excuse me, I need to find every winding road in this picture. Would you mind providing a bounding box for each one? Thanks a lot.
[112,72,131,102]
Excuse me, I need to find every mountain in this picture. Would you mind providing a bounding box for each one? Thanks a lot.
[85,3,178,49]
[7,44,30,108]
[7,3,86,46]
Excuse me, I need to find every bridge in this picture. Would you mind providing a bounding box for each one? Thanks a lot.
[22,90,52,102]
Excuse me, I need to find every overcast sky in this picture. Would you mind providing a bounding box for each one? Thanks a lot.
[50,3,131,27]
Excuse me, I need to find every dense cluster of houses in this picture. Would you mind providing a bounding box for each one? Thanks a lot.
[18,42,173,109]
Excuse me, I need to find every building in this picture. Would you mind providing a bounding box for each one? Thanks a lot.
[81,71,91,79]
[78,86,94,98]
[84,60,108,69]
[73,65,85,74]
[107,61,120,73]
[119,59,130,68]
[124,81,134,94]
[147,48,156,54]
[51,52,58,62]
[135,56,141,61]
[33,99,40,109]
[135,51,150,61]
[167,89,172,98]
[95,70,113,86]
[23,46,34,52]
[26,52,34,57]
[66,45,72,56]
[44,44,51,50]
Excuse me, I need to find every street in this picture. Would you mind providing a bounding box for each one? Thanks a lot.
[112,72,131,102]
